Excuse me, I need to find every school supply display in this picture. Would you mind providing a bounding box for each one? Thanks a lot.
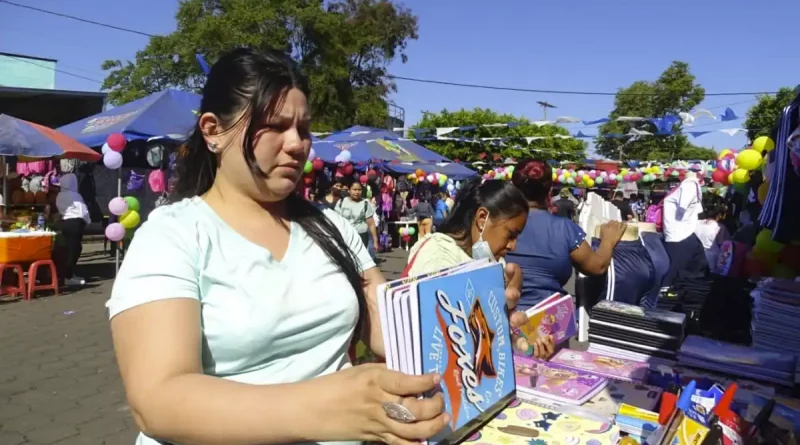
[678,335,797,387]
[751,278,800,384]
[550,348,651,383]
[582,381,664,419]
[378,260,516,445]
[615,404,660,442]
[517,293,577,348]
[514,355,608,405]
[465,398,621,445]
[589,300,686,362]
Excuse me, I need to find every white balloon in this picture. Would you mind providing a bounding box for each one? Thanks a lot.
[103,151,123,169]
[101,143,111,155]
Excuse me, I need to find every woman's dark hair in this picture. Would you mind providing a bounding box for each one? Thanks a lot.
[173,48,368,343]
[511,159,553,208]
[438,177,528,246]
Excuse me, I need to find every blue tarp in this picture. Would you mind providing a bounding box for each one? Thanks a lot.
[383,161,477,180]
[58,89,201,147]
[316,125,450,163]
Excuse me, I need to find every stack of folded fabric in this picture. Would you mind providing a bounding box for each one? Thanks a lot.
[677,335,796,387]
[751,278,800,386]
[588,300,685,365]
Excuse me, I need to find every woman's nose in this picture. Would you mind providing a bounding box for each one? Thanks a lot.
[283,128,304,154]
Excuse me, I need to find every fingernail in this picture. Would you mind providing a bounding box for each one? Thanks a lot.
[432,374,442,384]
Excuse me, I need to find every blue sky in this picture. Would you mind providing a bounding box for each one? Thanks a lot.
[1,0,799,155]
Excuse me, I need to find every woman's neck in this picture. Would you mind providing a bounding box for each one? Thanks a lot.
[528,201,544,210]
[204,178,288,222]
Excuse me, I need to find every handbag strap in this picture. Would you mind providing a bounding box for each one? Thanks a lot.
[401,236,433,278]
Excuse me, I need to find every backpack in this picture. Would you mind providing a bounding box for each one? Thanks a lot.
[645,204,663,231]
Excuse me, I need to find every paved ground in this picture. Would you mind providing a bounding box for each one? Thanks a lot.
[0,243,411,445]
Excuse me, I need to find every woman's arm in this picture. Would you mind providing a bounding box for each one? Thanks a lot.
[112,299,338,445]
[570,221,626,276]
[362,266,387,357]
[367,217,379,248]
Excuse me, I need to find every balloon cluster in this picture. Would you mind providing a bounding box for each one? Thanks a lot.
[398,226,416,236]
[710,136,775,188]
[101,133,126,169]
[104,196,142,241]
[743,228,799,279]
[482,166,515,181]
[406,169,449,187]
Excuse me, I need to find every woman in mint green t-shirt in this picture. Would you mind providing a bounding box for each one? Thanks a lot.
[107,48,526,445]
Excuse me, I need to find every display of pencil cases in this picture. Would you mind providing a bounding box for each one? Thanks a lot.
[513,355,607,405]
[549,349,650,383]
[377,260,515,445]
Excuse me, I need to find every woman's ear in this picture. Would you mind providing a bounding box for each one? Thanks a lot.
[474,207,489,231]
[199,112,220,146]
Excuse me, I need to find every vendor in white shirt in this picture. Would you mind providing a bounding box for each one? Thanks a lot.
[662,172,709,285]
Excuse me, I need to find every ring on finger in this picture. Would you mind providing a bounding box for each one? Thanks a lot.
[382,401,417,423]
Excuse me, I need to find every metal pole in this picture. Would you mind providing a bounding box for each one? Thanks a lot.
[115,168,121,274]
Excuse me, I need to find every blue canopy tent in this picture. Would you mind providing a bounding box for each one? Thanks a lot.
[58,89,201,147]
[315,125,450,163]
[383,161,476,180]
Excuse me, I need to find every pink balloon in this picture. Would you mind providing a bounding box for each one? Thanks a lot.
[623,174,632,182]
[108,197,128,216]
[105,222,126,241]
[107,133,127,152]
[589,171,597,179]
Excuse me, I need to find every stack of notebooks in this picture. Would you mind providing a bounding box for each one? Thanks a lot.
[588,300,686,365]
[678,335,797,387]
[751,278,800,385]
[378,259,516,445]
[514,355,608,406]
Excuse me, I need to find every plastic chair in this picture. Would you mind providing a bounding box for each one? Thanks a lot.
[27,260,59,299]
[0,263,26,300]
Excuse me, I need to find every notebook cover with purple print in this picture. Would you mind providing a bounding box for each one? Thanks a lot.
[514,355,607,404]
[550,349,650,382]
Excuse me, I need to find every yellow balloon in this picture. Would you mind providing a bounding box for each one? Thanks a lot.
[757,181,769,204]
[752,136,775,153]
[119,210,141,229]
[731,169,750,184]
[736,149,763,171]
[552,172,557,181]
[563,171,571,178]
[718,149,732,160]
[755,228,784,254]
[585,178,595,188]
[728,173,734,185]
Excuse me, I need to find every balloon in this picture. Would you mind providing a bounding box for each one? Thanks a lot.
[415,169,425,177]
[711,169,728,185]
[755,229,784,254]
[341,164,353,175]
[103,151,123,169]
[731,169,750,184]
[408,227,416,235]
[757,182,769,204]
[338,150,351,163]
[595,176,604,184]
[736,149,762,171]
[303,160,313,174]
[105,222,126,242]
[107,133,127,152]
[101,143,112,155]
[359,175,368,184]
[585,178,595,188]
[752,136,775,153]
[312,158,324,171]
[108,197,129,216]
[124,196,140,212]
[399,227,407,236]
[119,210,141,229]
[557,175,565,183]
[308,148,316,161]
[367,169,377,181]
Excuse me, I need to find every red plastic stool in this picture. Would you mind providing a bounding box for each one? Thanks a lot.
[27,260,59,299]
[0,263,26,300]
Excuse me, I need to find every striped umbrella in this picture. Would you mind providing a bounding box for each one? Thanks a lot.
[0,114,101,162]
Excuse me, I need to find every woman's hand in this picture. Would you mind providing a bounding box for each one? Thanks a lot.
[321,364,448,445]
[504,262,556,360]
[599,221,627,245]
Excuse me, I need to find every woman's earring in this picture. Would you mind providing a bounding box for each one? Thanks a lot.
[208,142,220,153]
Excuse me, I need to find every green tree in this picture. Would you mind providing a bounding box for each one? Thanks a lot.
[101,0,418,131]
[413,108,587,163]
[594,61,712,161]
[744,87,797,141]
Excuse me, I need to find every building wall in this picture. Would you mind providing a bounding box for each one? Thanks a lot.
[0,54,56,90]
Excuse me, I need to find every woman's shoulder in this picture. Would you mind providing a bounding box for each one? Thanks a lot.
[133,197,208,246]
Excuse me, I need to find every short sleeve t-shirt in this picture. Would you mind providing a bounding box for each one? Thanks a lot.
[107,197,374,445]
[434,200,449,221]
[336,197,374,234]
[505,209,586,310]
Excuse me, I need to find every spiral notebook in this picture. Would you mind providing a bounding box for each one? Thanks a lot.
[513,355,608,405]
[378,260,516,445]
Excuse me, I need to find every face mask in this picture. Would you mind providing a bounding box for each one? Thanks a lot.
[471,214,496,262]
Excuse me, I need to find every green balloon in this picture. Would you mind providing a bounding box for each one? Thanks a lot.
[303,160,313,174]
[124,196,140,212]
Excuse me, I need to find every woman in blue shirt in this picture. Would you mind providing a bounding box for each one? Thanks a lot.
[507,159,627,310]
[433,192,449,228]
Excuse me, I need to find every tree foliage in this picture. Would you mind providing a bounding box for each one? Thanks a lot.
[744,87,797,141]
[101,0,418,131]
[594,61,716,161]
[414,108,587,163]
